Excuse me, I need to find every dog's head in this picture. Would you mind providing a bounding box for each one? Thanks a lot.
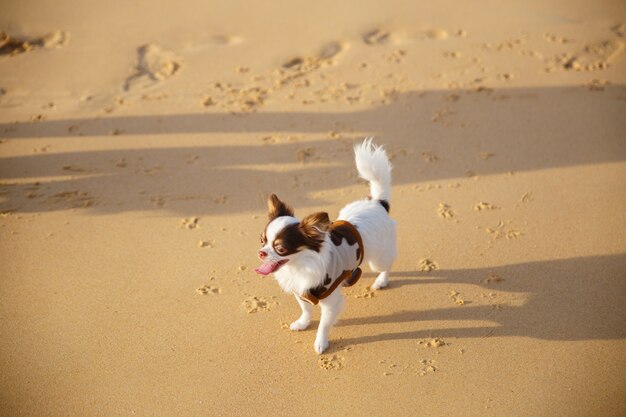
[255,193,330,275]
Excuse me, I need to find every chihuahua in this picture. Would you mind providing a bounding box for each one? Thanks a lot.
[255,138,397,353]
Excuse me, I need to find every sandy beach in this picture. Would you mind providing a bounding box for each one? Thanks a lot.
[1,1,625,415]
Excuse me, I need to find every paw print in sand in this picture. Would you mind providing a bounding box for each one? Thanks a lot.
[196,285,221,295]
[242,296,277,313]
[318,354,344,370]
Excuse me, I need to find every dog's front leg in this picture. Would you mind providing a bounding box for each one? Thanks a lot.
[290,295,313,331]
[314,290,345,354]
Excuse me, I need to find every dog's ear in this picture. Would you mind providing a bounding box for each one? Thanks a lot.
[299,212,330,240]
[267,193,294,220]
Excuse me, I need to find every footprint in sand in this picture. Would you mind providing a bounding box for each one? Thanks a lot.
[449,291,466,305]
[0,30,69,56]
[378,359,400,375]
[49,190,95,208]
[375,27,462,45]
[362,29,390,45]
[282,40,348,72]
[201,96,215,107]
[418,338,448,348]
[319,354,345,370]
[482,273,505,284]
[212,195,228,205]
[431,108,454,126]
[150,197,166,207]
[420,151,440,163]
[544,33,574,44]
[443,51,462,58]
[485,220,522,240]
[418,258,439,272]
[181,217,199,229]
[124,44,183,91]
[437,203,455,219]
[418,359,437,376]
[386,49,406,63]
[318,41,348,60]
[473,202,499,211]
[611,23,625,38]
[295,147,316,163]
[242,296,276,313]
[196,285,221,295]
[353,286,376,299]
[40,31,70,48]
[548,39,624,72]
[586,79,611,91]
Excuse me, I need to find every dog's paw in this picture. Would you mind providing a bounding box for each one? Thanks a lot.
[314,337,329,354]
[371,281,386,290]
[290,319,310,331]
[371,272,389,290]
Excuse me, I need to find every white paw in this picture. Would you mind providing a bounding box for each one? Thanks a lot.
[371,279,388,290]
[314,337,329,354]
[290,319,310,331]
[371,272,389,290]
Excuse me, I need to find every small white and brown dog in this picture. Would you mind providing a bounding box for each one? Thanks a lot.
[255,138,397,353]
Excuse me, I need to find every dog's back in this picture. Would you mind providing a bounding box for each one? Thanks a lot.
[338,139,397,289]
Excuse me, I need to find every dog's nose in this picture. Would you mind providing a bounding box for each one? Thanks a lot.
[258,250,267,260]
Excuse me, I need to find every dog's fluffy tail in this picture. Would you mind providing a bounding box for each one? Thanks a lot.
[354,138,393,202]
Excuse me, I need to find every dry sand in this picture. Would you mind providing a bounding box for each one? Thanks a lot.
[1,0,626,416]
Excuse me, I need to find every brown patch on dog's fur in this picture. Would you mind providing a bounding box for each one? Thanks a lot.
[310,283,327,299]
[267,193,294,220]
[329,223,358,246]
[271,212,329,254]
[273,215,326,254]
[300,212,330,239]
[272,224,311,255]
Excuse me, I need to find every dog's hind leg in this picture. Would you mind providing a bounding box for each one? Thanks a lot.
[367,221,396,290]
[371,270,390,290]
[369,254,395,290]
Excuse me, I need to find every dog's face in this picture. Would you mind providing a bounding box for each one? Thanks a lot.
[255,194,330,275]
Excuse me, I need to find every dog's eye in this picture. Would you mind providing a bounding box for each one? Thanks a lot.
[274,244,287,255]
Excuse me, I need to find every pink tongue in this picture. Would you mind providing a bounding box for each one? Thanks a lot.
[255,261,279,275]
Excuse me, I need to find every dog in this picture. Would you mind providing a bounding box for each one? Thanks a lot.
[255,138,397,353]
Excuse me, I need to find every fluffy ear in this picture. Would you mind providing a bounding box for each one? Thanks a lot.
[299,212,330,240]
[267,193,294,220]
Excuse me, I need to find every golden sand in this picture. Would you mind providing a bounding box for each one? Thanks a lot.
[1,1,625,416]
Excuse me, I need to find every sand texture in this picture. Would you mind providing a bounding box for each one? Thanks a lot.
[1,0,626,416]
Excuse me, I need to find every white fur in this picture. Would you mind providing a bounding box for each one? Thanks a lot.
[273,237,331,296]
[338,199,397,289]
[314,289,345,353]
[354,137,393,202]
[264,139,397,353]
[265,216,300,243]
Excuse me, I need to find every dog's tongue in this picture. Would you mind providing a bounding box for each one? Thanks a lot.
[255,261,280,276]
